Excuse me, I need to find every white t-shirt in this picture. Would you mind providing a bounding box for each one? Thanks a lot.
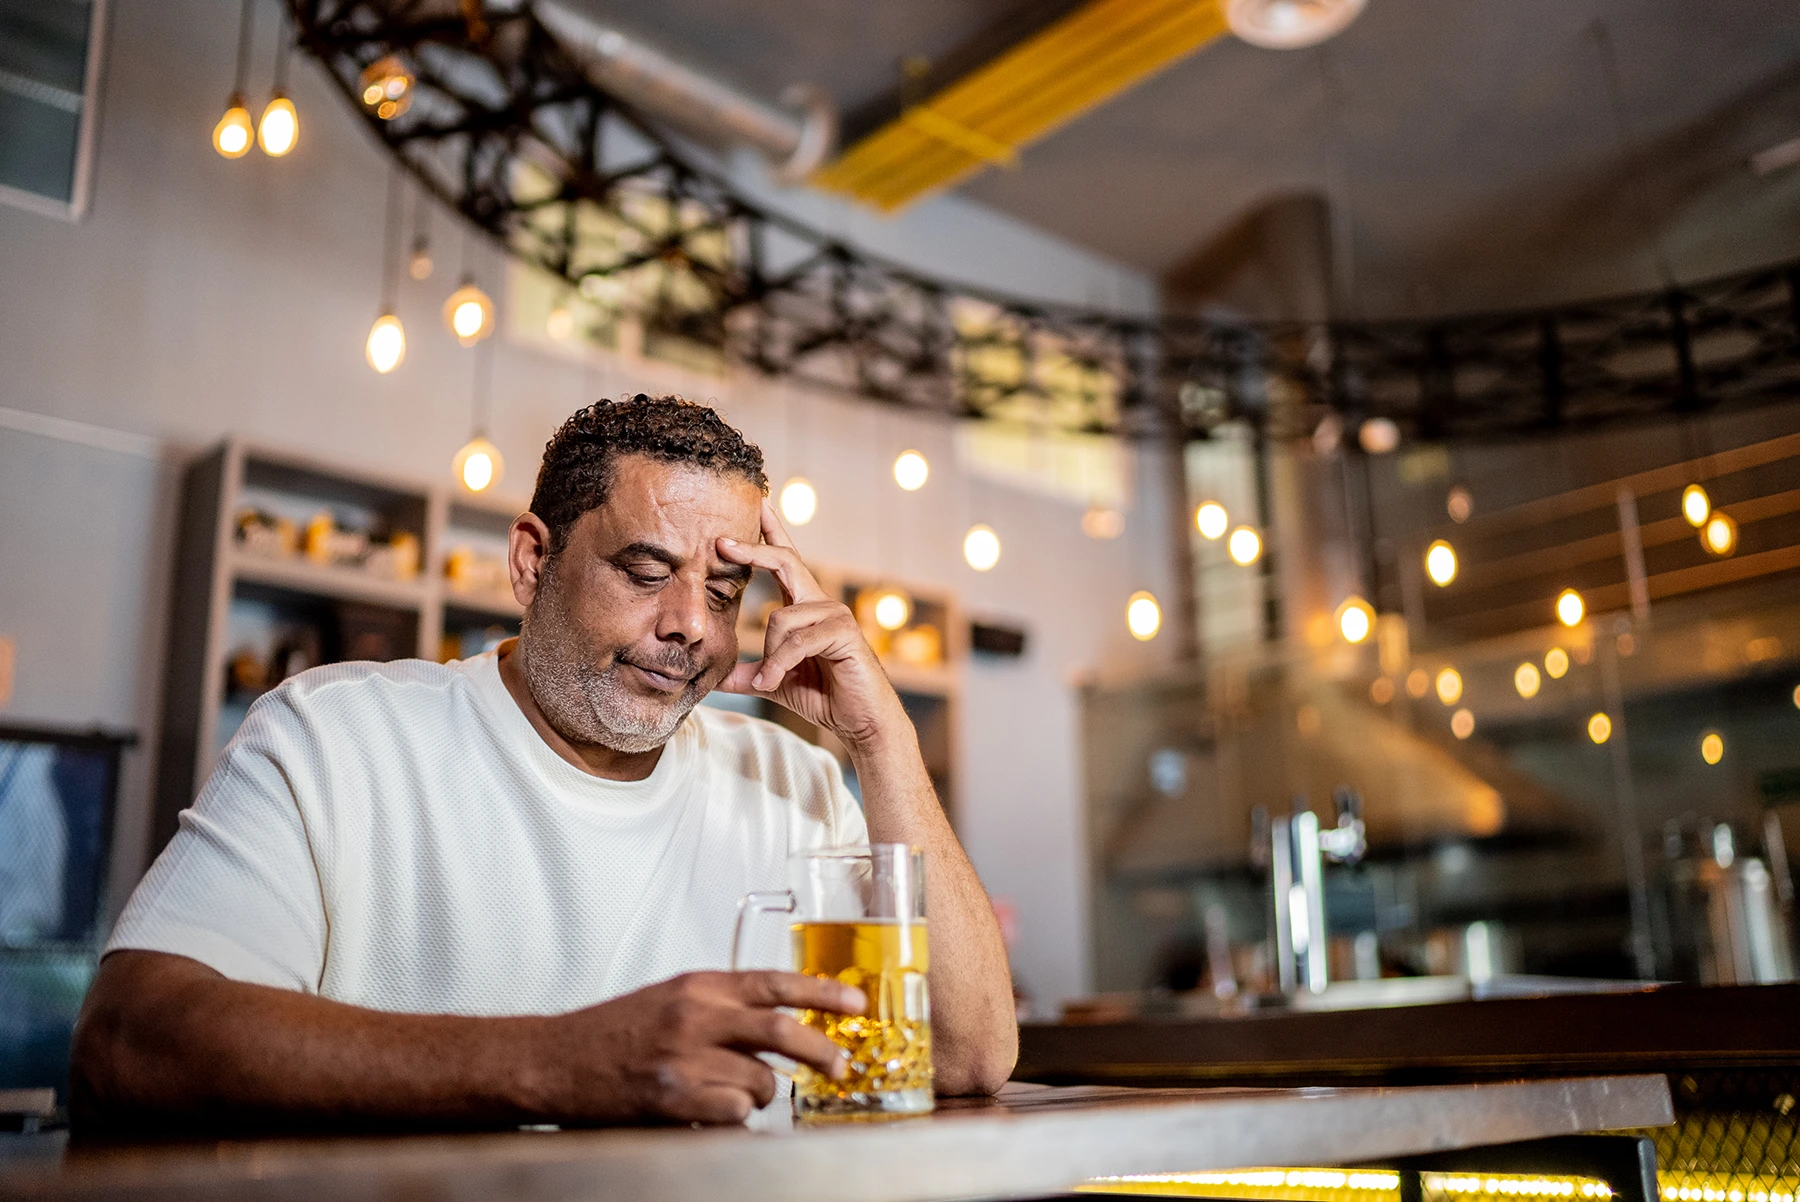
[109,651,866,1016]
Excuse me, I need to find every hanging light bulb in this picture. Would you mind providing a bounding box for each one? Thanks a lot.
[1335,596,1375,644]
[213,94,254,157]
[1226,0,1367,49]
[1682,484,1711,527]
[1227,525,1262,566]
[1446,485,1474,523]
[1451,708,1475,740]
[1358,416,1400,454]
[963,524,1001,571]
[1701,512,1738,557]
[1196,501,1229,540]
[1556,589,1585,627]
[1081,506,1124,540]
[443,279,496,347]
[873,588,912,632]
[214,0,255,159]
[257,93,298,156]
[1126,591,1162,641]
[1425,540,1458,586]
[1545,647,1570,679]
[358,55,415,121]
[546,304,576,341]
[778,477,817,526]
[409,241,434,280]
[1700,732,1725,765]
[365,312,406,373]
[1514,662,1541,699]
[1435,666,1463,705]
[893,450,929,491]
[453,436,503,493]
[1587,712,1612,744]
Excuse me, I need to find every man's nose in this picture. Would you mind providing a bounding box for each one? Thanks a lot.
[656,576,707,644]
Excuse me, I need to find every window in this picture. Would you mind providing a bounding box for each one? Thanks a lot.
[0,0,107,219]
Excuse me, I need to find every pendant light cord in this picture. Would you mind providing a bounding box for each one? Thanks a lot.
[410,183,431,257]
[472,332,495,437]
[272,5,293,96]
[380,168,402,310]
[232,0,255,97]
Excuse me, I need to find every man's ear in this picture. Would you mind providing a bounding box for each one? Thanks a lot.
[509,513,555,607]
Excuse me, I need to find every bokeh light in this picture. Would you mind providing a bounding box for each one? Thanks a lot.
[778,477,818,526]
[964,524,1001,571]
[1556,589,1585,627]
[893,450,929,491]
[1426,540,1458,586]
[1126,591,1162,641]
[1228,526,1262,565]
[1436,667,1463,705]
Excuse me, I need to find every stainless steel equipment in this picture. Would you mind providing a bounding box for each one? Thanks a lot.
[1254,787,1367,994]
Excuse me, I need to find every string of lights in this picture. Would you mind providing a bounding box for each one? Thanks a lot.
[282,0,1800,452]
[264,1,1799,648]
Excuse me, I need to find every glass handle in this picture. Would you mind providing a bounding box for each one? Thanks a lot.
[731,890,796,971]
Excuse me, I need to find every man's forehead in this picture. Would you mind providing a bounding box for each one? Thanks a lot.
[581,455,761,546]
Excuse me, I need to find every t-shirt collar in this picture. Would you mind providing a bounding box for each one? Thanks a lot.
[465,640,695,815]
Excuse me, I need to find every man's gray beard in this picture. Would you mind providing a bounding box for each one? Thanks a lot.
[519,570,707,755]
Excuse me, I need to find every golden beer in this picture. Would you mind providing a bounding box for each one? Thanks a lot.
[790,919,933,1118]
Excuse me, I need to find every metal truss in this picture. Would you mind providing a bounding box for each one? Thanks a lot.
[291,0,1800,444]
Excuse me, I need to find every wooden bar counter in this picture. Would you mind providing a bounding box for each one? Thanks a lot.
[1016,983,1800,1090]
[0,1076,1671,1202]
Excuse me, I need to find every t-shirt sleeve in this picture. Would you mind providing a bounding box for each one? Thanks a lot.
[107,689,328,992]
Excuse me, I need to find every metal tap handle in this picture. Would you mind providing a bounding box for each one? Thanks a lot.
[1321,786,1367,865]
[1250,805,1271,870]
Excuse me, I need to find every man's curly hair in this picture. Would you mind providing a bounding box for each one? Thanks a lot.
[530,395,768,553]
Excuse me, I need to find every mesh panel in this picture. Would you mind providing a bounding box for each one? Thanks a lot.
[1642,1072,1800,1202]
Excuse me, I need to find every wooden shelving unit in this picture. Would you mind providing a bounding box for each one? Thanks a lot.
[152,440,966,855]
[151,440,526,855]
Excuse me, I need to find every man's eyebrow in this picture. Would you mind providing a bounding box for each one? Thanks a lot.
[609,542,681,569]
[711,561,753,583]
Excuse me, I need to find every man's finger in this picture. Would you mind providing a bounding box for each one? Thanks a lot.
[685,1047,781,1109]
[716,660,766,696]
[732,969,866,1015]
[675,1084,759,1125]
[717,537,826,605]
[720,1008,851,1080]
[761,497,798,550]
[753,623,841,694]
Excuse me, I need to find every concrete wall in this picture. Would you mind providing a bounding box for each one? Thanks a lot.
[0,0,1174,1009]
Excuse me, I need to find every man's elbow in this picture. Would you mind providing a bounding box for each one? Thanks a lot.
[69,985,130,1130]
[940,1021,1019,1097]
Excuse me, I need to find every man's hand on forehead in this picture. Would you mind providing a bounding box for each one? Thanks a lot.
[713,501,905,750]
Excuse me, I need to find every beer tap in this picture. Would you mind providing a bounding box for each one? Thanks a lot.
[1253,787,1366,996]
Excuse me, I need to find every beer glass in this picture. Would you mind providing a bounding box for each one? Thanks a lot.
[732,844,933,1119]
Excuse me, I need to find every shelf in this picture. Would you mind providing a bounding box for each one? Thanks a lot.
[231,552,425,610]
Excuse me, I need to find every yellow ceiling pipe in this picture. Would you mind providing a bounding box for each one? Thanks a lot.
[814,0,1229,211]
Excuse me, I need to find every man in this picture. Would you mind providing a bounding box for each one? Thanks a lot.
[73,396,1017,1130]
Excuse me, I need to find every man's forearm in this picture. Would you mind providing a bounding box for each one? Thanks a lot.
[73,952,553,1132]
[845,718,1019,1095]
